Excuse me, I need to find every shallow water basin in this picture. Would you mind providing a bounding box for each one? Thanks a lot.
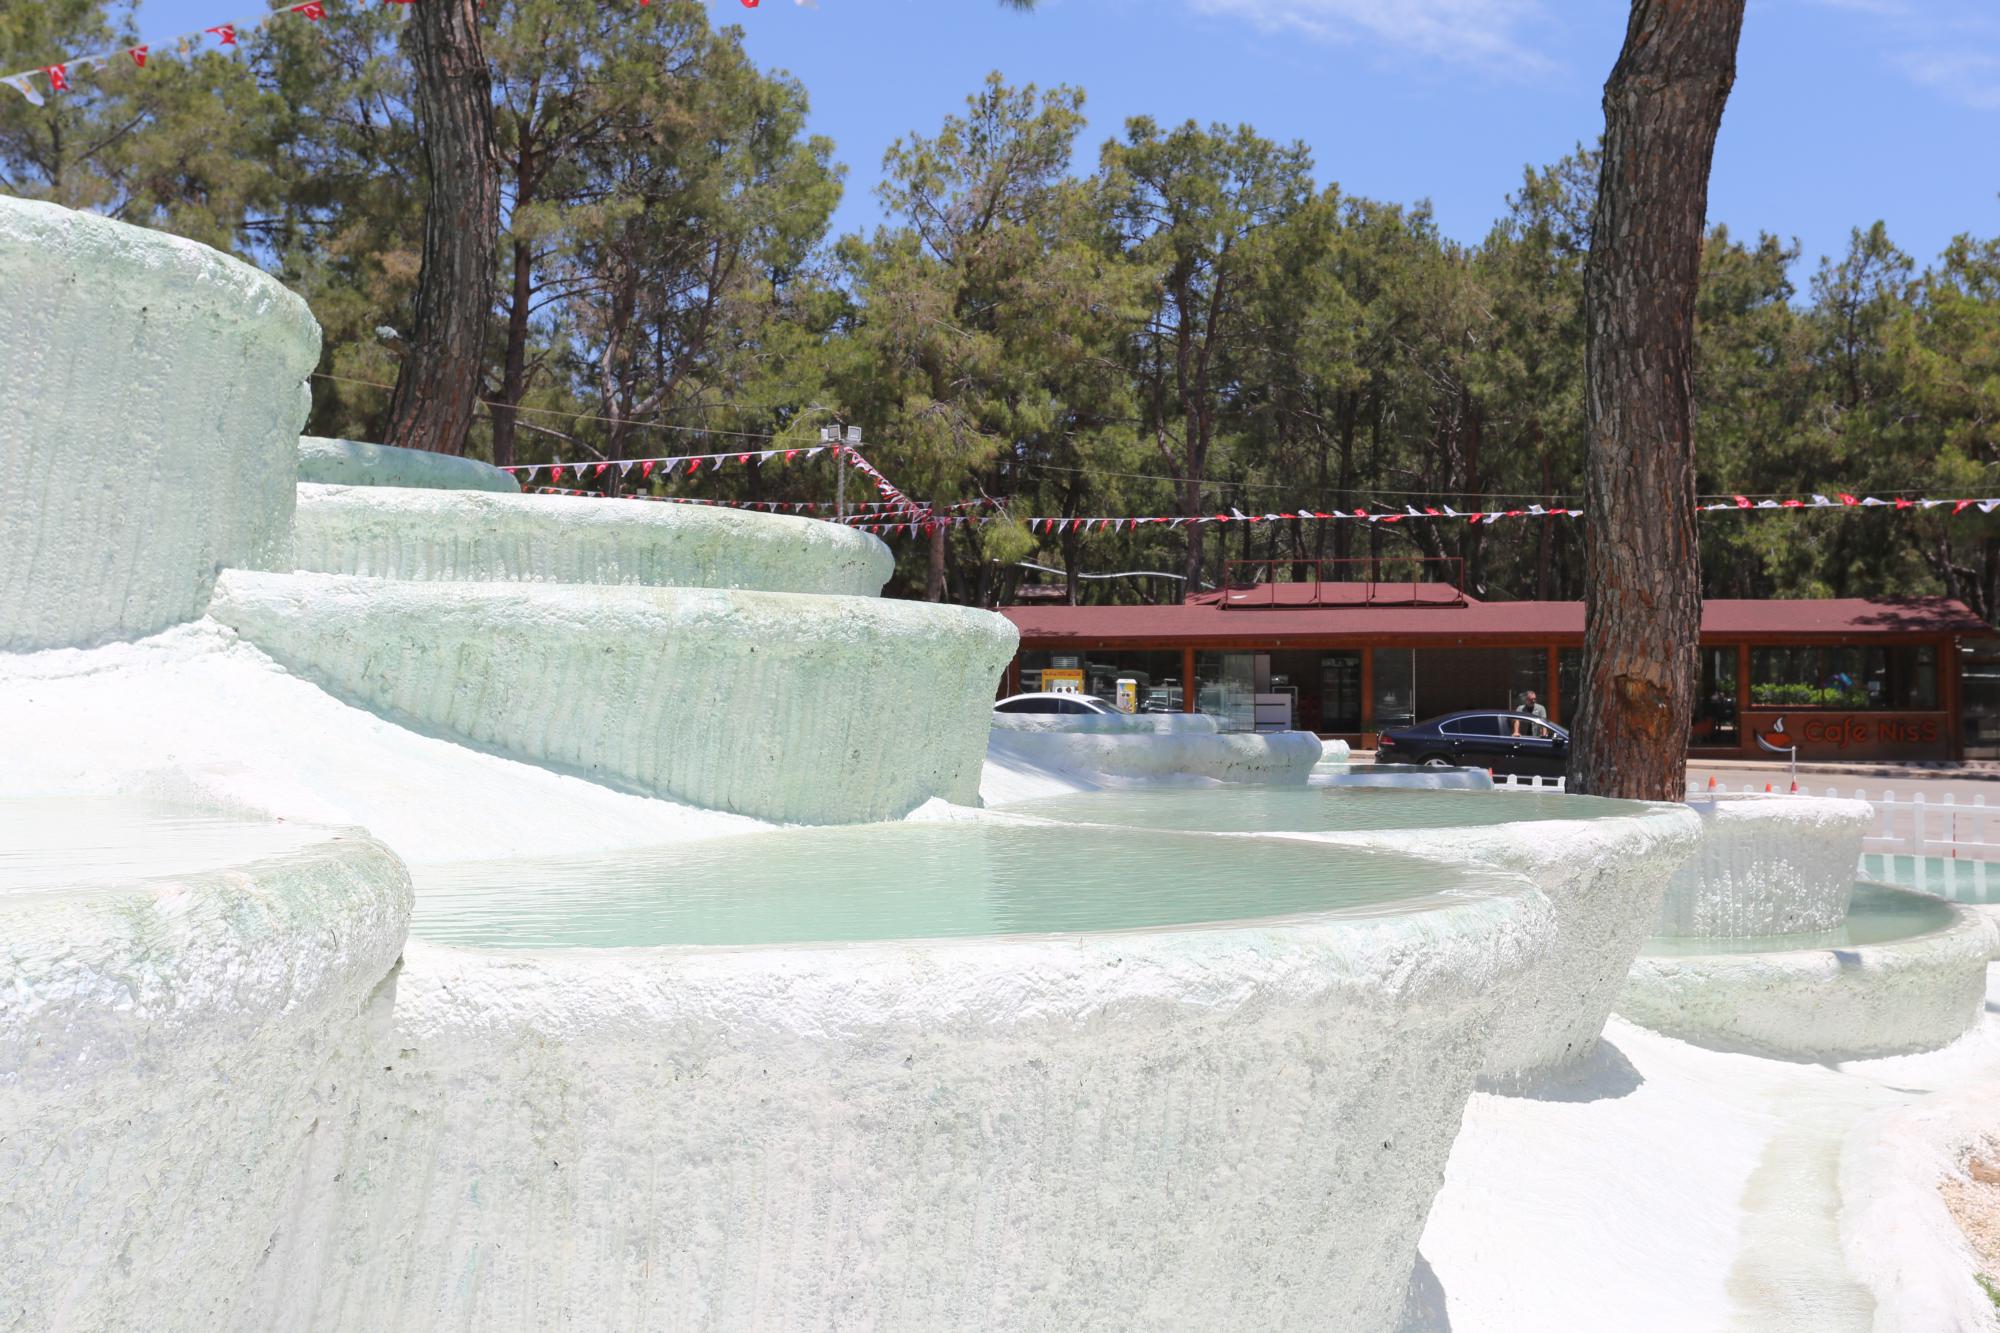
[407,820,1529,948]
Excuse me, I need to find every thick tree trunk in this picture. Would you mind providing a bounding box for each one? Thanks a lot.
[1568,0,1745,800]
[385,0,498,457]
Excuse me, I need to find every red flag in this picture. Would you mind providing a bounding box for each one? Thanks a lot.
[207,24,237,46]
[737,452,751,464]
[1955,500,1974,515]
[46,64,68,92]
[784,449,798,462]
[551,465,564,482]
[743,0,758,7]
[641,460,655,479]
[1733,495,1752,508]
[1839,493,1859,505]
[129,46,148,66]
[1894,497,1913,509]
[292,1,327,17]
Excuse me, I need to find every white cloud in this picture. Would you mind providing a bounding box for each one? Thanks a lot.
[1808,0,2000,111]
[1187,0,1552,75]
[1895,49,2000,112]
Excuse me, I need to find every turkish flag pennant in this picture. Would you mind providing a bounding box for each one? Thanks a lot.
[129,46,148,66]
[737,453,751,464]
[640,460,654,478]
[292,2,327,18]
[1733,495,1752,508]
[1840,493,1859,506]
[46,64,68,92]
[593,463,608,478]
[1894,497,1914,509]
[784,449,798,462]
[550,465,564,482]
[207,24,237,45]
[1956,500,1974,515]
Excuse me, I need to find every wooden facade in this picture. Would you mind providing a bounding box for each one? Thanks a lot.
[999,593,1994,762]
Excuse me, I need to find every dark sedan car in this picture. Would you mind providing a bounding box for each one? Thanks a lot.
[1374,710,1570,777]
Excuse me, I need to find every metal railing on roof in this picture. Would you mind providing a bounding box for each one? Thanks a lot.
[1217,556,1469,609]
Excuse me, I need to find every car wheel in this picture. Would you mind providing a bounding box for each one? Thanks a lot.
[1418,754,1453,768]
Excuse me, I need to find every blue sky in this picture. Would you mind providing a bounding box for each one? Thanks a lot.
[126,0,1998,278]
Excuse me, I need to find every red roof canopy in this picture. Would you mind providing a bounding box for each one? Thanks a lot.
[1001,596,1991,648]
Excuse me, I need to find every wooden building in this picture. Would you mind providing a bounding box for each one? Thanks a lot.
[998,579,2000,762]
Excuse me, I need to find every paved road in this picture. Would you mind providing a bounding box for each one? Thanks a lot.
[1687,763,2000,807]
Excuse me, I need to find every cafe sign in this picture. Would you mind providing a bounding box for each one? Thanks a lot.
[1744,711,1945,759]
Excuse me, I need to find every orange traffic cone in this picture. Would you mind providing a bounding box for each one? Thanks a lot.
[1764,782,1773,792]
[1789,780,1799,794]
[1706,775,1716,791]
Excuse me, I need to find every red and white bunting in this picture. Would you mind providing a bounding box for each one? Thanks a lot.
[528,473,2000,539]
[4,2,341,103]
[506,443,835,486]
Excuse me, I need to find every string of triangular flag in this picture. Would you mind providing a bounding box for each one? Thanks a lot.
[3,2,336,106]
[509,444,920,509]
[527,486,2000,539]
[4,0,825,104]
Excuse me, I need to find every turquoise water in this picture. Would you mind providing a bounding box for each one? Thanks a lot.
[1003,786,1660,835]
[1861,852,2000,905]
[0,796,328,896]
[409,822,1525,949]
[1640,882,1959,957]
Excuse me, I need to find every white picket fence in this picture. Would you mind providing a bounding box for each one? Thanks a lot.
[1491,772,2000,867]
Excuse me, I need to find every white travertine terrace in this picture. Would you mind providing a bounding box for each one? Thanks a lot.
[297,435,523,492]
[292,482,896,597]
[1840,1079,2000,1333]
[210,569,1017,822]
[0,196,318,651]
[0,809,410,1328]
[1619,891,1994,1061]
[1657,794,1872,937]
[241,878,1555,1332]
[987,711,1323,786]
[1299,806,1703,1078]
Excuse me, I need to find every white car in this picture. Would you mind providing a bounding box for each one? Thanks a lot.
[993,692,1117,716]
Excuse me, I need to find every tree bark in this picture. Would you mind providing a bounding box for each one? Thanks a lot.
[1568,0,1745,800]
[385,0,498,457]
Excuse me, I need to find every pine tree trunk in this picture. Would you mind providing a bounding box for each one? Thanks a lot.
[385,0,498,457]
[927,520,947,601]
[1568,0,1745,800]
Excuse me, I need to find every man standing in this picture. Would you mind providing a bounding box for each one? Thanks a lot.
[1513,690,1548,737]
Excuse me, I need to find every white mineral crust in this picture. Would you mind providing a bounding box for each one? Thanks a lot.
[297,435,523,492]
[1620,895,1994,1061]
[1287,803,1703,1079]
[985,719,1323,787]
[235,880,1555,1332]
[0,822,410,1329]
[208,570,1018,823]
[1840,1078,2000,1333]
[0,197,319,651]
[291,481,895,596]
[1658,794,1873,937]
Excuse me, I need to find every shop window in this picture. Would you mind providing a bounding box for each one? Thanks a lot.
[1962,640,2000,755]
[1557,649,1582,727]
[1196,652,1256,732]
[1691,647,1738,745]
[1749,645,1937,710]
[1370,649,1415,731]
